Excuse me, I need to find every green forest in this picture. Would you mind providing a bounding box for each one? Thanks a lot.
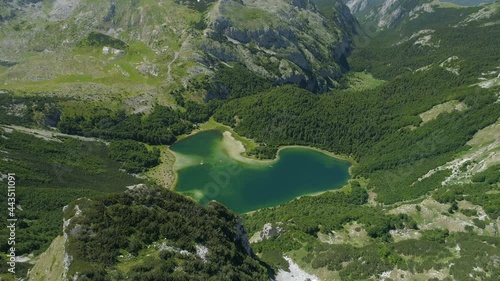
[58,105,192,145]
[350,7,500,81]
[0,130,143,263]
[109,140,160,173]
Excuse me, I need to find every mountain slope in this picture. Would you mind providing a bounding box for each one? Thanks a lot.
[0,0,359,103]
[349,1,500,80]
[344,0,499,29]
[1,1,499,281]
[200,0,358,92]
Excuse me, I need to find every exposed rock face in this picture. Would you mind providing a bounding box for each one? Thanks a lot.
[371,0,407,28]
[200,0,358,92]
[61,202,86,281]
[0,0,358,98]
[251,222,284,243]
[235,217,254,255]
[49,0,82,22]
[102,46,125,56]
[345,0,369,14]
[261,223,284,240]
[195,244,209,262]
[349,0,437,30]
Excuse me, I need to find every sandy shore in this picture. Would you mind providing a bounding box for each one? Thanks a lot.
[221,131,274,165]
[146,148,178,189]
[221,131,354,165]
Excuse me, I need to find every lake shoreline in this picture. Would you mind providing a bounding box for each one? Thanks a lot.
[221,130,357,171]
[169,130,356,182]
[164,121,358,214]
[173,117,356,166]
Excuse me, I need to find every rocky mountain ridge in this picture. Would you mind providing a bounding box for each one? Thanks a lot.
[0,0,359,101]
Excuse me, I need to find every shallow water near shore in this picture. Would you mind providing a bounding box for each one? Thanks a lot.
[170,130,351,213]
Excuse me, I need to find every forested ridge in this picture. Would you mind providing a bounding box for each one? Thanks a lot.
[0,130,143,278]
[350,6,500,81]
[58,105,192,145]
[64,186,269,281]
[214,67,483,159]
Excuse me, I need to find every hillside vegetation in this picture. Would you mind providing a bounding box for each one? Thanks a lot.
[0,1,499,280]
[63,185,269,280]
[216,2,500,280]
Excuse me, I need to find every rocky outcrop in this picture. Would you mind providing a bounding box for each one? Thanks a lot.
[251,222,284,243]
[61,202,86,281]
[372,0,407,28]
[334,0,362,36]
[59,186,267,279]
[102,46,125,56]
[49,0,82,22]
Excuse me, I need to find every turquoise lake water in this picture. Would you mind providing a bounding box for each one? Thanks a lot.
[170,130,351,213]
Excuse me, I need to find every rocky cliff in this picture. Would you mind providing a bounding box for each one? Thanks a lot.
[198,0,358,92]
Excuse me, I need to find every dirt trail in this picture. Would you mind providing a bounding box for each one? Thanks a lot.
[2,125,107,143]
[167,51,179,81]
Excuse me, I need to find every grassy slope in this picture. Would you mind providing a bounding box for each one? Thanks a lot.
[418,100,467,125]
[27,236,65,281]
[0,0,206,108]
[342,71,385,91]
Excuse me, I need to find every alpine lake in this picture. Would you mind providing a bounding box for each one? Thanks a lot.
[170,130,351,213]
